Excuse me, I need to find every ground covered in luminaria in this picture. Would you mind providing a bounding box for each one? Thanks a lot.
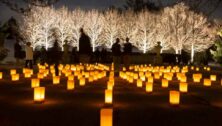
[0,64,222,126]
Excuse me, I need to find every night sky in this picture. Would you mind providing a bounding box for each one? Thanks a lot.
[0,0,125,22]
[0,0,222,23]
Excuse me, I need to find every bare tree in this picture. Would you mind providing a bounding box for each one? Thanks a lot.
[19,8,42,49]
[55,6,71,51]
[102,9,121,48]
[70,8,86,51]
[183,11,215,63]
[120,10,138,46]
[136,10,156,53]
[85,10,104,52]
[155,11,171,52]
[163,3,190,54]
[37,7,57,50]
[163,3,215,61]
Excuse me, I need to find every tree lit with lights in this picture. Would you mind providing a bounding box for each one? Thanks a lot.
[19,3,215,55]
[55,7,72,51]
[163,3,215,61]
[102,9,121,48]
[120,10,138,46]
[136,10,157,53]
[85,10,104,52]
[70,8,86,50]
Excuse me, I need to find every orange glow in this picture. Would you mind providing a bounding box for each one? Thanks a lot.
[34,87,45,103]
[169,91,180,105]
[133,73,138,79]
[77,74,83,80]
[88,76,94,82]
[85,72,90,78]
[53,76,60,85]
[68,75,74,81]
[210,75,216,81]
[165,73,173,81]
[107,82,113,90]
[37,73,44,79]
[109,76,114,82]
[65,70,72,77]
[10,69,16,75]
[193,74,202,83]
[11,74,19,81]
[180,76,187,83]
[179,82,188,93]
[31,78,40,88]
[145,72,152,78]
[148,77,153,83]
[67,80,75,90]
[0,72,2,79]
[108,80,114,86]
[105,89,112,104]
[24,72,32,78]
[203,79,211,87]
[145,82,153,93]
[140,75,146,81]
[79,77,86,86]
[129,77,134,83]
[154,72,160,79]
[23,68,28,74]
[137,79,143,88]
[100,108,113,126]
[162,79,168,88]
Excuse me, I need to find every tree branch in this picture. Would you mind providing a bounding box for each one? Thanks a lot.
[0,0,59,14]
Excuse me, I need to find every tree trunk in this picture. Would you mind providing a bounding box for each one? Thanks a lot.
[191,43,194,63]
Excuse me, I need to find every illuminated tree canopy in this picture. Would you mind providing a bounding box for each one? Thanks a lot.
[19,2,216,56]
[219,30,222,37]
[85,9,104,52]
